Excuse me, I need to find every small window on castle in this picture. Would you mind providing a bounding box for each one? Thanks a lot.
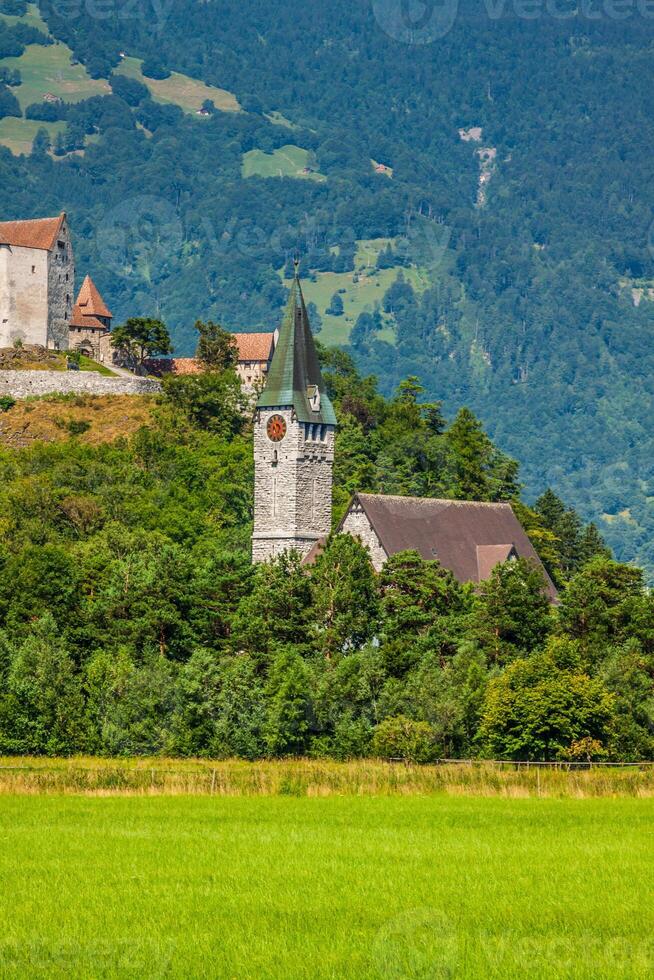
[65,274,69,282]
[31,265,35,274]
[320,425,327,441]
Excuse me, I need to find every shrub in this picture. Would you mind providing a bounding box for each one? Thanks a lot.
[0,396,16,413]
[371,715,438,763]
[66,419,91,436]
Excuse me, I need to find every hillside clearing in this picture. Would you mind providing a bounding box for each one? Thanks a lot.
[0,393,157,448]
[0,2,48,33]
[0,794,651,977]
[115,56,240,114]
[1,42,110,112]
[286,238,431,346]
[0,115,64,155]
[242,143,325,181]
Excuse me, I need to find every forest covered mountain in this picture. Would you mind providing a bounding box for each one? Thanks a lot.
[1,0,654,570]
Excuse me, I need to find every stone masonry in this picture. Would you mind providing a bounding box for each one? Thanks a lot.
[339,502,388,571]
[252,408,335,562]
[0,214,74,350]
[0,370,161,399]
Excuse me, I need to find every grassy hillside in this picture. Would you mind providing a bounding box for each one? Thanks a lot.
[0,5,108,154]
[0,393,157,448]
[291,238,431,346]
[115,55,240,114]
[242,144,325,181]
[0,794,651,976]
[2,42,109,110]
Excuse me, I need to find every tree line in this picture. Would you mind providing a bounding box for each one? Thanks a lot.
[1,341,650,762]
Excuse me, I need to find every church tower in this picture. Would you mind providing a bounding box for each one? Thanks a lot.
[252,265,337,562]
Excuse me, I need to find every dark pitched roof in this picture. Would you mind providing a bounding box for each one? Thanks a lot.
[341,493,558,600]
[256,270,337,425]
[0,213,66,251]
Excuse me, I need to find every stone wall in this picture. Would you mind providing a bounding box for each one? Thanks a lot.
[340,503,388,571]
[252,408,335,562]
[0,370,161,399]
[47,217,74,350]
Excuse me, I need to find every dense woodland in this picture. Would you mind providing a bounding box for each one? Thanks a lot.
[1,2,654,570]
[0,351,651,763]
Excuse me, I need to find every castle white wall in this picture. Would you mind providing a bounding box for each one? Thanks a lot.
[0,244,49,348]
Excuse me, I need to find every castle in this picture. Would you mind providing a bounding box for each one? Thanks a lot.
[0,213,275,383]
[0,213,74,350]
[0,211,554,593]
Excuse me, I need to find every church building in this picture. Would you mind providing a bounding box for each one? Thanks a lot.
[252,265,337,561]
[253,268,556,599]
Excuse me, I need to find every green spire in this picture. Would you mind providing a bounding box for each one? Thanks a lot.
[257,265,337,425]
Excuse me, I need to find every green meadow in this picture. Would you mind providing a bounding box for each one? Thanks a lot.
[115,56,240,115]
[0,794,651,978]
[289,238,431,346]
[242,143,325,181]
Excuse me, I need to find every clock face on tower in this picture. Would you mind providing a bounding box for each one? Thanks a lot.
[266,414,287,443]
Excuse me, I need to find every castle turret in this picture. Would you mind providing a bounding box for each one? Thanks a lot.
[252,265,337,562]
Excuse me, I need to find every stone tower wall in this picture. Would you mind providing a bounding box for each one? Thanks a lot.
[47,217,74,350]
[252,408,334,562]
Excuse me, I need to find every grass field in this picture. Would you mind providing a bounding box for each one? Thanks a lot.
[0,794,651,977]
[115,56,240,114]
[242,144,325,181]
[289,238,431,346]
[1,42,110,112]
[0,6,109,154]
[0,115,64,155]
[0,2,48,33]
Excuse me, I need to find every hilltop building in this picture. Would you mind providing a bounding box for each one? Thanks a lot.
[252,270,555,598]
[145,332,277,390]
[252,267,336,562]
[68,275,113,359]
[0,213,74,350]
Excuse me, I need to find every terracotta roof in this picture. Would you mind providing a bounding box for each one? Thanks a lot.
[235,332,274,361]
[145,332,276,376]
[145,358,203,376]
[339,493,558,600]
[0,213,66,251]
[69,311,108,331]
[75,275,112,318]
[302,537,327,566]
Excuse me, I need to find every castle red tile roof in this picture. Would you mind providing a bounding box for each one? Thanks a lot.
[69,275,112,332]
[0,213,66,251]
[74,275,112,318]
[235,332,275,361]
[144,333,275,376]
